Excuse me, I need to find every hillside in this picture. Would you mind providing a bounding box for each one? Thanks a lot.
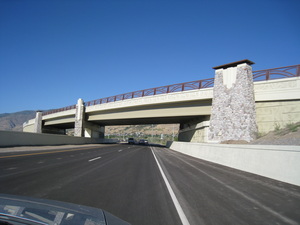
[105,124,179,144]
[250,122,300,146]
[0,111,35,131]
[106,124,179,136]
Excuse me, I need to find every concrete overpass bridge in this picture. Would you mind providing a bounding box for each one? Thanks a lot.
[24,61,300,142]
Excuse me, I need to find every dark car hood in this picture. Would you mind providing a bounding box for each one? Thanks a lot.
[0,194,130,225]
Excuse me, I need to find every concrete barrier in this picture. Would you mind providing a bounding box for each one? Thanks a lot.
[0,130,117,147]
[167,141,300,186]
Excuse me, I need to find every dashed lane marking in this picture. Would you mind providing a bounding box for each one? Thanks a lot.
[6,167,18,170]
[88,157,102,162]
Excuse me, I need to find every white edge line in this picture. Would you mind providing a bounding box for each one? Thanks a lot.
[88,156,102,162]
[151,147,190,225]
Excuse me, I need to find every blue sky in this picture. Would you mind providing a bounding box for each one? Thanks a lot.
[0,0,299,114]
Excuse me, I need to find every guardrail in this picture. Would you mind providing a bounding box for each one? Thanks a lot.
[42,64,299,116]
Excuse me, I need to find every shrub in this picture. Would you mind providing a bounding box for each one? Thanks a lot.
[286,122,300,132]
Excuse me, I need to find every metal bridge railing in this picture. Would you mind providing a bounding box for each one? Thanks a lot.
[85,77,214,107]
[42,104,76,116]
[42,64,299,116]
[252,64,300,82]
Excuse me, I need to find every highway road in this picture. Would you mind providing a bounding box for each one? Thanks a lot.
[0,144,300,225]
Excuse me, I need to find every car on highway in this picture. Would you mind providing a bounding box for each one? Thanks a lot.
[0,194,131,225]
[128,138,135,144]
[138,139,149,145]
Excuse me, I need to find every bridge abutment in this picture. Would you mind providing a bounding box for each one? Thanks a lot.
[33,111,66,135]
[178,116,210,142]
[178,120,210,142]
[84,122,105,138]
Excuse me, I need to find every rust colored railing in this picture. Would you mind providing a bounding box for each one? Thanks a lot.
[85,77,214,106]
[42,64,299,116]
[42,104,76,116]
[252,64,300,81]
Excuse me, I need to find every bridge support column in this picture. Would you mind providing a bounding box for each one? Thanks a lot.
[74,98,105,138]
[33,111,43,133]
[208,60,258,143]
[74,98,85,137]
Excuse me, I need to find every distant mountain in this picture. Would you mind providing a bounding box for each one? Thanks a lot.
[0,111,36,131]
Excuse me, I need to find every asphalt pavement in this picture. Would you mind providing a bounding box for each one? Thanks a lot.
[0,144,300,225]
[152,146,300,225]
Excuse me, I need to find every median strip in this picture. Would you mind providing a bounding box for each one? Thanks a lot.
[0,146,99,159]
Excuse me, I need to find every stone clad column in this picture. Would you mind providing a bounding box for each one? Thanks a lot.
[74,98,85,137]
[34,111,43,133]
[209,60,258,142]
[74,98,104,138]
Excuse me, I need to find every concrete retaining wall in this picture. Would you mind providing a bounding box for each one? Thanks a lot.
[167,141,300,186]
[0,130,117,147]
[256,100,300,134]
